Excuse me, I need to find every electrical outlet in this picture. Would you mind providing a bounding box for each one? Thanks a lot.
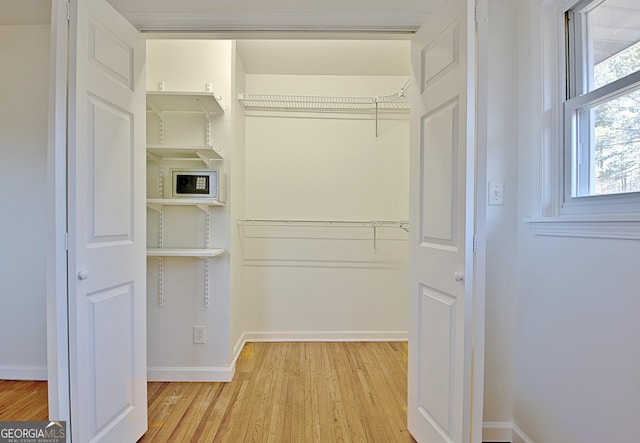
[193,325,206,344]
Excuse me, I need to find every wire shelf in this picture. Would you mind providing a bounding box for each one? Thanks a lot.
[238,93,410,113]
[236,218,409,249]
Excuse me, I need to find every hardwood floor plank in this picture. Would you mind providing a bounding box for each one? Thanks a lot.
[191,380,239,440]
[0,380,48,421]
[209,379,249,441]
[0,342,414,442]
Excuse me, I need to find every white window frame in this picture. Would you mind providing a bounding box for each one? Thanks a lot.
[563,0,640,213]
[525,0,640,239]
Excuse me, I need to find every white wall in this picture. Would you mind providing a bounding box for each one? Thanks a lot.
[242,74,409,338]
[0,25,50,380]
[482,0,519,426]
[145,40,235,379]
[514,235,640,442]
[513,1,640,441]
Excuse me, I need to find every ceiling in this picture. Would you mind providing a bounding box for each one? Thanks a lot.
[107,0,437,15]
[1,0,440,30]
[105,0,438,32]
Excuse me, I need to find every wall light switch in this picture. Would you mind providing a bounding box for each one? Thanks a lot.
[488,180,505,206]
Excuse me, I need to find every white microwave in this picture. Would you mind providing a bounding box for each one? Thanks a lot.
[169,169,227,203]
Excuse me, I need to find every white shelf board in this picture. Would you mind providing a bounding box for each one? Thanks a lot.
[147,198,225,208]
[147,144,223,161]
[146,91,223,115]
[147,248,226,258]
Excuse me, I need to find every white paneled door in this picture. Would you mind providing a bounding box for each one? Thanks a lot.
[408,0,482,442]
[66,0,147,441]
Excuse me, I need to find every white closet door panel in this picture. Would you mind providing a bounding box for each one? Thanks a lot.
[67,0,147,441]
[407,0,482,441]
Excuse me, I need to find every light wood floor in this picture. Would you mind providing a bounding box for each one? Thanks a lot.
[0,379,48,421]
[0,342,414,442]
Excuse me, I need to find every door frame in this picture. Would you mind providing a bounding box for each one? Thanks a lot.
[473,0,489,439]
[47,4,489,441]
[47,0,71,429]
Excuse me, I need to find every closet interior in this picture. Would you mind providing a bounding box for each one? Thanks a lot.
[145,39,412,380]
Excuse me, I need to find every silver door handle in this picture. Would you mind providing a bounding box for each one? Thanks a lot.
[453,272,464,282]
[77,270,89,280]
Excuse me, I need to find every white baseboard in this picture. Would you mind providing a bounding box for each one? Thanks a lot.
[512,424,535,443]
[147,365,235,382]
[483,422,515,442]
[232,333,247,362]
[0,365,47,381]
[482,422,534,443]
[242,330,408,342]
[146,335,250,383]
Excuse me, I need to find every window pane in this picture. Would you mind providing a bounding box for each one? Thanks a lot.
[586,0,640,92]
[594,42,640,90]
[590,88,640,195]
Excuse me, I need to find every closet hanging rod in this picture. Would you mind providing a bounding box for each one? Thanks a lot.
[238,79,411,111]
[236,218,409,229]
[237,218,409,249]
[237,93,410,112]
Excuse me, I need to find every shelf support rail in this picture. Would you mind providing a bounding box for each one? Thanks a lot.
[157,258,165,307]
[204,208,211,308]
[236,218,409,249]
[157,163,165,307]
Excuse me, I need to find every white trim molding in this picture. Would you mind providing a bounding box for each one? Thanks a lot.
[147,333,248,383]
[512,424,535,443]
[482,422,535,443]
[0,365,48,381]
[483,422,515,442]
[123,12,426,34]
[524,0,567,219]
[527,216,640,239]
[232,333,247,363]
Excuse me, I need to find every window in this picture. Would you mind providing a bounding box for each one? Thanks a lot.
[564,0,640,211]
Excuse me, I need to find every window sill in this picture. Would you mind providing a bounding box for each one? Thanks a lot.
[525,215,640,240]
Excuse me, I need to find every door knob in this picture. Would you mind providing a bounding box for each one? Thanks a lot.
[453,272,464,282]
[77,270,89,280]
